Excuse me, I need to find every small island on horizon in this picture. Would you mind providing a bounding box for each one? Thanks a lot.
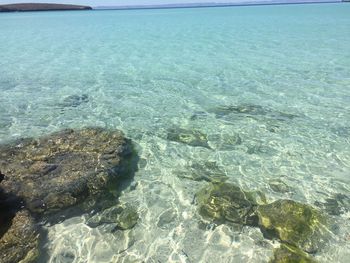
[0,3,92,12]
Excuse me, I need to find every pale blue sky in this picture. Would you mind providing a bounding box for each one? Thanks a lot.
[0,0,337,6]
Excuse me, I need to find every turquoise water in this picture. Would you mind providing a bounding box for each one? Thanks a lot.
[1,3,350,262]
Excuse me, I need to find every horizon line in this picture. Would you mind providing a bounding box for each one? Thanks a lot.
[92,1,341,10]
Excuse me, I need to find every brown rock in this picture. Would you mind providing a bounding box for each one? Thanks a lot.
[0,128,134,214]
[0,210,39,263]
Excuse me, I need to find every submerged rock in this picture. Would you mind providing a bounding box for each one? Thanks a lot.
[196,182,266,225]
[167,128,211,149]
[115,207,139,230]
[0,209,39,263]
[257,200,330,253]
[246,143,277,156]
[314,193,350,216]
[177,161,227,182]
[270,244,316,263]
[87,205,138,231]
[268,179,292,193]
[190,111,208,121]
[59,94,89,108]
[210,104,298,122]
[86,206,123,228]
[157,209,178,229]
[212,104,268,118]
[208,133,242,151]
[0,127,134,214]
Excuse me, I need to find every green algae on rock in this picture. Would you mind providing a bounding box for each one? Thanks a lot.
[0,127,134,215]
[270,244,317,263]
[257,200,330,253]
[0,210,39,263]
[167,127,211,149]
[196,182,266,225]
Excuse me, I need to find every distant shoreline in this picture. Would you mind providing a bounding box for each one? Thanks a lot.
[0,3,92,12]
[94,1,341,11]
[0,1,343,13]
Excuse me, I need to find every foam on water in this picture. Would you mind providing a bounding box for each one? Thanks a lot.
[0,3,350,262]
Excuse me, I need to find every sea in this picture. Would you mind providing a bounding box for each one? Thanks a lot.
[0,3,349,262]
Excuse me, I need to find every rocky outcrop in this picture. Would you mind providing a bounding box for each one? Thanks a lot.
[0,127,134,215]
[0,127,137,262]
[0,3,92,12]
[0,210,39,263]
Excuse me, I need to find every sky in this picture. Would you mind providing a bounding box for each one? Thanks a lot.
[0,0,337,6]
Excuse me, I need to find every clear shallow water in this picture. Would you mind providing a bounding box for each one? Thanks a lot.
[0,3,350,262]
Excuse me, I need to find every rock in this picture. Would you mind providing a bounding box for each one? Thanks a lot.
[59,94,89,108]
[256,200,330,253]
[208,133,242,151]
[314,193,350,216]
[196,182,266,225]
[177,161,227,182]
[212,104,268,118]
[86,206,123,228]
[210,104,298,122]
[268,179,292,193]
[157,209,177,229]
[0,209,39,263]
[167,128,211,149]
[190,111,208,120]
[87,205,138,231]
[270,244,317,263]
[246,144,277,156]
[116,207,139,230]
[0,127,135,215]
